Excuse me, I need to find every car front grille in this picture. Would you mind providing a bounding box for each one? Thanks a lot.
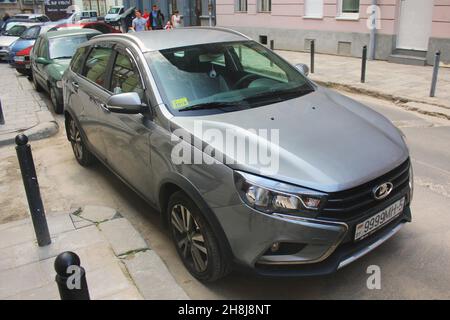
[319,159,410,221]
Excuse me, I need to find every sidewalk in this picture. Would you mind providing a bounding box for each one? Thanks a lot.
[0,63,58,146]
[277,50,450,118]
[0,205,189,300]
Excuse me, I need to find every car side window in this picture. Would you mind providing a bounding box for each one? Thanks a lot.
[71,46,87,74]
[110,51,144,99]
[82,46,113,89]
[33,38,41,56]
[40,39,49,58]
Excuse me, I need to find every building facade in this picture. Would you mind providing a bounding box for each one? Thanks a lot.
[216,0,450,65]
[1,0,44,16]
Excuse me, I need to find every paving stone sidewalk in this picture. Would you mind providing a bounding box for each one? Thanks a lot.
[0,205,189,300]
[0,63,58,146]
[277,50,450,118]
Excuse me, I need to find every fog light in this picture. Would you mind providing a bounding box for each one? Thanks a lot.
[271,242,280,252]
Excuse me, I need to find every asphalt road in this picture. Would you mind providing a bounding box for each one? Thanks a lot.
[1,89,449,299]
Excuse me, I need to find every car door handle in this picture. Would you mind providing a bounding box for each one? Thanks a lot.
[99,103,111,113]
[71,81,79,92]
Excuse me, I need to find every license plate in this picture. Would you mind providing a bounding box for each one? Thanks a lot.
[355,197,405,241]
[14,56,25,62]
[25,64,31,69]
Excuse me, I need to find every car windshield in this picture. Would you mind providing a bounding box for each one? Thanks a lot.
[20,26,40,39]
[4,25,27,36]
[108,7,121,14]
[146,41,314,115]
[48,35,89,59]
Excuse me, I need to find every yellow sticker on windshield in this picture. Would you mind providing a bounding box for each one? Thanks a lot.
[172,97,189,109]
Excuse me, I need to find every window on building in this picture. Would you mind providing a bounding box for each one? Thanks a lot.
[258,0,271,12]
[342,0,360,13]
[236,0,248,12]
[339,0,360,18]
[304,0,324,18]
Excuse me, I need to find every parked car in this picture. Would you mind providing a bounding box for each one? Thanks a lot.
[57,11,98,24]
[0,22,38,60]
[49,22,121,34]
[9,24,57,76]
[62,29,413,282]
[104,6,125,25]
[31,29,101,113]
[12,13,50,22]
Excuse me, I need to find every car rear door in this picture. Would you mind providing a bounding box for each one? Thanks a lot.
[75,42,114,160]
[98,45,154,198]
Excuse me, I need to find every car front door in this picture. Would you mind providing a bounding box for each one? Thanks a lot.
[75,43,114,160]
[99,46,154,199]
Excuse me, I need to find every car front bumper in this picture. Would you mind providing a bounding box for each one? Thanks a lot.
[213,187,412,276]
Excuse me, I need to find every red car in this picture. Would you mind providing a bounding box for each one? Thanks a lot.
[49,22,121,34]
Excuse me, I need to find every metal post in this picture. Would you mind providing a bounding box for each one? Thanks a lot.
[55,252,90,300]
[15,134,51,247]
[430,51,441,97]
[368,0,378,60]
[0,99,4,125]
[208,1,212,27]
[270,40,274,66]
[361,45,367,83]
[310,40,315,74]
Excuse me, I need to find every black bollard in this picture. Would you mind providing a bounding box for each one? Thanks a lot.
[361,45,367,83]
[15,134,51,247]
[55,251,90,300]
[0,99,4,125]
[430,51,441,97]
[310,40,315,74]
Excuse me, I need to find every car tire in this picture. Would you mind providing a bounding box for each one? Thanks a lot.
[67,116,94,167]
[50,86,63,114]
[167,191,231,282]
[16,68,28,76]
[32,69,44,92]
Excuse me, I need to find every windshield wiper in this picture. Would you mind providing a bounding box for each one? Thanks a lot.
[244,85,314,103]
[178,101,242,112]
[52,56,72,60]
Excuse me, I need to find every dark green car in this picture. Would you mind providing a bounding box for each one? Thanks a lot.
[31,29,101,113]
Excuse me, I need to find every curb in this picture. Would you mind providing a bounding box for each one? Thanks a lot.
[0,116,59,147]
[316,80,450,121]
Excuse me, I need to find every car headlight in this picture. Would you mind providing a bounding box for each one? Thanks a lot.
[234,171,326,216]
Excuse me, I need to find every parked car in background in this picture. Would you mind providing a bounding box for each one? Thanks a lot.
[104,6,124,25]
[13,14,50,22]
[10,24,57,76]
[0,22,38,60]
[31,29,101,113]
[49,22,121,34]
[62,29,413,282]
[57,11,98,24]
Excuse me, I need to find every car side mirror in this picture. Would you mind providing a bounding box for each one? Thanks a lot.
[106,92,147,114]
[36,57,51,65]
[295,63,309,77]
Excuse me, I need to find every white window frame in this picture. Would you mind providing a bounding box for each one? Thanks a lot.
[337,0,360,20]
[258,0,271,13]
[304,0,324,19]
[235,0,248,13]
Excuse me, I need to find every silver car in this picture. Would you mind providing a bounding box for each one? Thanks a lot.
[62,28,413,282]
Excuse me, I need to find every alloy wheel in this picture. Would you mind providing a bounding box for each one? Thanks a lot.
[171,204,208,273]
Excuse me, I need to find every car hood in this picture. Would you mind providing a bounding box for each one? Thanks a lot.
[0,36,19,47]
[169,87,409,192]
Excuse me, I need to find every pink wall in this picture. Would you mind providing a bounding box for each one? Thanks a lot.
[217,0,397,34]
[432,0,450,38]
[217,0,450,38]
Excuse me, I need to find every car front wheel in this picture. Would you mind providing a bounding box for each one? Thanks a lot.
[50,86,63,114]
[168,191,231,282]
[67,117,94,167]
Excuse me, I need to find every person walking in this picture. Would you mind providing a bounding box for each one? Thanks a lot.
[131,9,148,32]
[170,10,182,28]
[149,4,164,30]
